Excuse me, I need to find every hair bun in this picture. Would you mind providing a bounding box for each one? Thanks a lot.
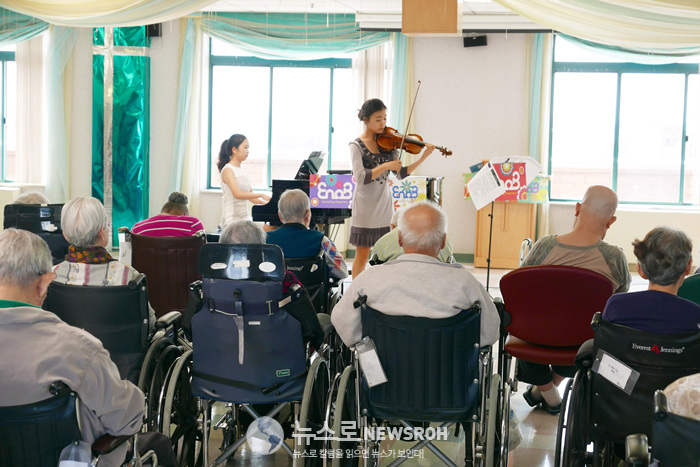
[168,192,188,205]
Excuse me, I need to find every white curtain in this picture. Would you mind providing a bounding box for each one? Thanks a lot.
[45,25,78,203]
[493,0,700,54]
[16,35,44,185]
[170,18,203,217]
[2,0,218,27]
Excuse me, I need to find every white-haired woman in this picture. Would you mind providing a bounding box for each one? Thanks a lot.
[53,197,140,286]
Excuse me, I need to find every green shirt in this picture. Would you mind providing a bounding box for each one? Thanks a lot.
[371,229,454,263]
[0,299,39,309]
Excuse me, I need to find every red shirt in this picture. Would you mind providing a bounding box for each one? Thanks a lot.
[131,214,204,237]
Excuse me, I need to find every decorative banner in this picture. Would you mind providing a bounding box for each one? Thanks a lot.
[310,174,355,209]
[93,26,150,247]
[389,175,428,210]
[465,173,550,204]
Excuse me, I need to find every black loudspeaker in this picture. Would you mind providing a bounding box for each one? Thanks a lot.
[146,23,162,38]
[463,35,487,47]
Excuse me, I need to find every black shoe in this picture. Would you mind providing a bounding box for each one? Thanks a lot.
[541,400,562,415]
[522,385,542,407]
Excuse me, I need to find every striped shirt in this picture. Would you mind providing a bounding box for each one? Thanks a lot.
[131,214,204,237]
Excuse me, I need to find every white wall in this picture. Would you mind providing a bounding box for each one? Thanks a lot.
[411,35,529,255]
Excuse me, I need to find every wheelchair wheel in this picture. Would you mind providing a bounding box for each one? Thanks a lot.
[498,379,512,467]
[331,365,361,467]
[556,371,589,467]
[160,350,207,467]
[140,336,184,431]
[297,356,331,466]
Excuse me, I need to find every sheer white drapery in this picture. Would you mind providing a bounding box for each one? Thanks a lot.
[2,0,217,27]
[493,0,700,55]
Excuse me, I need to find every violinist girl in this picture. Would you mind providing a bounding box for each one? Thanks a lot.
[218,134,270,228]
[349,98,434,277]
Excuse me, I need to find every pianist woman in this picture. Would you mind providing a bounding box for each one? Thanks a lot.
[349,98,434,277]
[217,134,270,228]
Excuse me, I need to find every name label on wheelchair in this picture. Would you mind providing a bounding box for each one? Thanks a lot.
[592,349,640,395]
[356,337,388,387]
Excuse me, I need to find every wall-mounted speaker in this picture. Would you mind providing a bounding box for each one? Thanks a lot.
[146,23,162,38]
[463,35,487,48]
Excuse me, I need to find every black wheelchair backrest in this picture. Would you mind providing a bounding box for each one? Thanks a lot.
[0,382,81,467]
[198,243,285,281]
[43,277,150,384]
[589,317,700,444]
[360,302,482,422]
[285,252,328,313]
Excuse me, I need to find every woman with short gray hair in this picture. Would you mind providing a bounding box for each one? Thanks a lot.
[602,226,700,334]
[54,197,142,287]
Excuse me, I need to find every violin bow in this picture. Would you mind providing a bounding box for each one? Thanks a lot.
[397,80,421,163]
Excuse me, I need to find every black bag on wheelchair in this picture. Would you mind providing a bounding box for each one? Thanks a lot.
[190,244,307,404]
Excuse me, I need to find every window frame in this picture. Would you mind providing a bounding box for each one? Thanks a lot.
[0,50,15,183]
[547,37,700,205]
[206,38,352,190]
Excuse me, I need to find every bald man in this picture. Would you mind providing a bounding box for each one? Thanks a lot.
[331,202,500,348]
[518,185,631,414]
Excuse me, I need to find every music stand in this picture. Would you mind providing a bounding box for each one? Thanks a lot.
[294,151,325,180]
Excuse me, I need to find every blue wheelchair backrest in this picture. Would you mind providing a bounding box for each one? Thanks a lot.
[360,301,482,422]
[192,243,307,404]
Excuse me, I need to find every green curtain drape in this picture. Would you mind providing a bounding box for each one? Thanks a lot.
[0,8,48,45]
[195,12,391,60]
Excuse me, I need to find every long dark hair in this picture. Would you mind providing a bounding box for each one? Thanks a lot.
[358,98,386,122]
[217,134,247,172]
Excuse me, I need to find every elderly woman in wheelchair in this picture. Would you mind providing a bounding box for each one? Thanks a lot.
[555,227,700,467]
[149,220,336,466]
[52,196,155,327]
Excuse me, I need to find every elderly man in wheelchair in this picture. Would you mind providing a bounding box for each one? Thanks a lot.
[267,188,348,314]
[330,202,504,466]
[156,220,336,466]
[0,229,176,467]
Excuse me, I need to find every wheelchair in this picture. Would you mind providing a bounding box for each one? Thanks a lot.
[3,203,69,264]
[555,313,700,467]
[328,299,509,467]
[286,249,342,315]
[0,381,156,466]
[43,274,151,384]
[155,243,336,466]
[120,227,206,318]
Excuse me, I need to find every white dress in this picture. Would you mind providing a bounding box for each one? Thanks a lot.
[220,164,252,228]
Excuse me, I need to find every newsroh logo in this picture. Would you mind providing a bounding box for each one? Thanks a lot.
[631,343,685,355]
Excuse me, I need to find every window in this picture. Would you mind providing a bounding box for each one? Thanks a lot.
[548,36,700,204]
[207,38,355,190]
[0,45,16,182]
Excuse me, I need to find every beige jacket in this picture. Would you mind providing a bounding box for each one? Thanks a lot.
[0,303,144,447]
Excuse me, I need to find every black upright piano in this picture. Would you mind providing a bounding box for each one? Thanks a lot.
[252,179,352,236]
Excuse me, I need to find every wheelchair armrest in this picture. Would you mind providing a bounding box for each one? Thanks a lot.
[155,311,182,330]
[575,339,595,370]
[117,226,130,234]
[317,312,333,337]
[493,299,511,328]
[91,434,130,455]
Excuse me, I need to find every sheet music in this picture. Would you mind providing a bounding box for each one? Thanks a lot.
[467,162,506,210]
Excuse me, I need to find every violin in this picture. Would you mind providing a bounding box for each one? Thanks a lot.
[376,126,452,157]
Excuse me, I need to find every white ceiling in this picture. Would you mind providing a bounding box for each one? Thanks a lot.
[202,0,547,31]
